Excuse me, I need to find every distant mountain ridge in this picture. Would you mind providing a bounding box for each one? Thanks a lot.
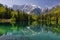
[12,4,47,14]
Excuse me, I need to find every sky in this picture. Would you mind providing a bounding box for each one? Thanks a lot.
[0,0,60,8]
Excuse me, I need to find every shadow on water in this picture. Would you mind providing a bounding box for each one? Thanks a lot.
[0,21,60,40]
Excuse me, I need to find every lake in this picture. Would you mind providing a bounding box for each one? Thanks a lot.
[0,21,60,40]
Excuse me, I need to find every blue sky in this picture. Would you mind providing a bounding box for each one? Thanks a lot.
[0,0,60,8]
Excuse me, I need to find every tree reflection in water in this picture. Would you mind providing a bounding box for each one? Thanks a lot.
[0,21,60,40]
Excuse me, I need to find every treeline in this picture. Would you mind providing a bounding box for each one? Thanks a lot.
[0,4,60,23]
[0,4,42,22]
[39,5,60,24]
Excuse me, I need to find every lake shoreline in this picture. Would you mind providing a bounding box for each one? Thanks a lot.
[0,19,16,23]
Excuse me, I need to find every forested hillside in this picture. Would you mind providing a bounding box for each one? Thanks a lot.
[0,4,60,23]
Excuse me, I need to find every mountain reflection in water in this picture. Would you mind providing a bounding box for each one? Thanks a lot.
[0,21,60,40]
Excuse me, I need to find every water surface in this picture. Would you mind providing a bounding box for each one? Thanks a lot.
[0,21,60,40]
